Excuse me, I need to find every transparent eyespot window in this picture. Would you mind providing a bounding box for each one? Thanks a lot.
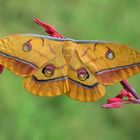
[105,49,115,60]
[22,43,32,52]
[42,64,55,77]
[77,68,89,81]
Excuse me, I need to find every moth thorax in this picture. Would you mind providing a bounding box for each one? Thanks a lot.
[62,46,73,64]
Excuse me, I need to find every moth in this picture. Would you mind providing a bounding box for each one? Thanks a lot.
[0,18,140,108]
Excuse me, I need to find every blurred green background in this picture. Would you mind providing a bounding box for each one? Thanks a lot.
[0,0,140,140]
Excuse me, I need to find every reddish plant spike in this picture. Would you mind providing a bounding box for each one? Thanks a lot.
[33,18,64,38]
[102,89,140,108]
[102,102,123,108]
[0,64,3,73]
[107,98,122,104]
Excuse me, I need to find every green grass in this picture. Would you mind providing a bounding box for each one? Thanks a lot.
[0,0,140,140]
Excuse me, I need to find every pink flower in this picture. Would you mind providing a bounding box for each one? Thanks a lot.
[102,90,140,109]
[102,99,123,108]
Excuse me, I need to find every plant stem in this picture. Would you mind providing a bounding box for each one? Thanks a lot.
[120,80,139,99]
